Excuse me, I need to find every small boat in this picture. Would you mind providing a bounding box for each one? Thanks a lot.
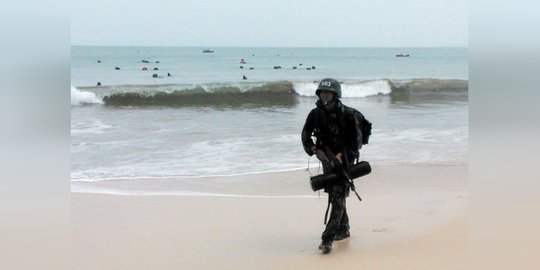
[396,53,410,57]
[203,49,215,53]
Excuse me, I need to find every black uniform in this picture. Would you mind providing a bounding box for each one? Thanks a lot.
[301,99,359,244]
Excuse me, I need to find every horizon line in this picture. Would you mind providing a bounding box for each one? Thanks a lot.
[71,44,468,48]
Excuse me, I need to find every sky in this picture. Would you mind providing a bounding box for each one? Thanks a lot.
[71,0,468,47]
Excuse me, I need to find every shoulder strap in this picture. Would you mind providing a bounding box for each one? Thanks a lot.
[339,105,355,131]
[314,107,329,135]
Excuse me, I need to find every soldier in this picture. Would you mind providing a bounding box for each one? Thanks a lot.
[301,78,369,254]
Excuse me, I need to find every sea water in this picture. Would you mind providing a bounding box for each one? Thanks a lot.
[71,46,468,186]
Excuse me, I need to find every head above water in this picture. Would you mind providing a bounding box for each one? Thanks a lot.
[316,78,341,99]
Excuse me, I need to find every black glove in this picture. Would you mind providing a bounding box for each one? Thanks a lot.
[314,149,329,163]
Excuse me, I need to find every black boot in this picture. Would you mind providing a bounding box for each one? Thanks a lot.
[318,241,332,254]
[334,230,350,241]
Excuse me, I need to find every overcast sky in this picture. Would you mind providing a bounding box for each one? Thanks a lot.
[71,0,468,47]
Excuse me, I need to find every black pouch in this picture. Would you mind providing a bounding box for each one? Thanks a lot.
[310,161,371,191]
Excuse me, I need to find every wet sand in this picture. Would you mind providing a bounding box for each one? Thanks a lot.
[72,165,468,269]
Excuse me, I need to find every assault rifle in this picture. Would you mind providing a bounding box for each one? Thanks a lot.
[320,146,363,202]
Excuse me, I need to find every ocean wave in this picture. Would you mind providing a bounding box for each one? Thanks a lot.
[71,86,103,106]
[74,78,468,107]
[294,79,393,98]
[102,81,296,107]
[391,79,468,95]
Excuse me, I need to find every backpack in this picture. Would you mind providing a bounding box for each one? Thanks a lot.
[344,106,372,149]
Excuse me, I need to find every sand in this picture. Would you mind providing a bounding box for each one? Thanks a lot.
[72,165,468,270]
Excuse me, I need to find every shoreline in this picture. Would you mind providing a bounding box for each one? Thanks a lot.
[71,164,467,196]
[73,165,467,269]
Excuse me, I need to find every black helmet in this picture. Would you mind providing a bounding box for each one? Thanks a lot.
[316,78,341,98]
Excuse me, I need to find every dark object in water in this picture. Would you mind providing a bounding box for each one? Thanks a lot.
[273,66,282,69]
[115,67,120,70]
[96,82,101,86]
[249,67,254,70]
[242,75,247,80]
[310,161,371,191]
[152,73,158,78]
[142,60,149,63]
[396,53,410,57]
[293,66,297,69]
[167,72,171,77]
[311,66,316,69]
[153,67,159,70]
[240,66,244,69]
[203,49,214,53]
[156,61,160,63]
[97,60,101,63]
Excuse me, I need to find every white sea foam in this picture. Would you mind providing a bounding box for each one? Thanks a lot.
[293,80,392,98]
[343,80,393,97]
[71,119,112,135]
[71,186,318,198]
[71,86,102,105]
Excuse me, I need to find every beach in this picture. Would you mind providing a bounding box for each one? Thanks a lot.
[71,46,468,269]
[72,165,468,270]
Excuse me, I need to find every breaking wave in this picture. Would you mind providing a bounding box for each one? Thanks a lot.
[391,79,468,95]
[71,86,103,106]
[73,78,468,107]
[294,79,393,98]
[102,81,296,107]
